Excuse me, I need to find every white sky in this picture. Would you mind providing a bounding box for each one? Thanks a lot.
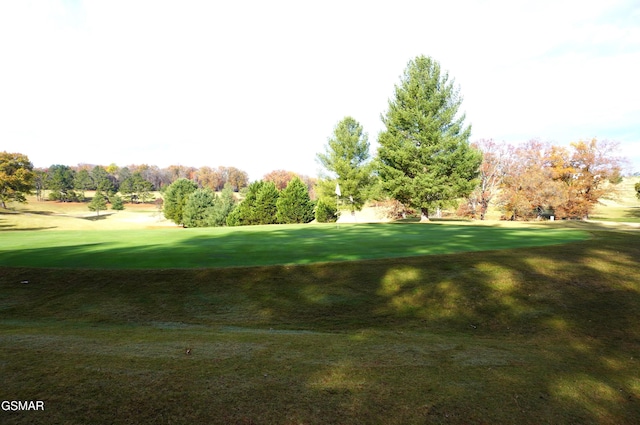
[1,0,639,180]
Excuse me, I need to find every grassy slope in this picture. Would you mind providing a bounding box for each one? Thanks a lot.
[592,176,640,222]
[1,189,639,424]
[1,229,639,424]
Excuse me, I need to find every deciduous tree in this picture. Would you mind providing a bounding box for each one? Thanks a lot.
[263,170,299,190]
[460,139,507,220]
[0,152,34,208]
[377,56,481,221]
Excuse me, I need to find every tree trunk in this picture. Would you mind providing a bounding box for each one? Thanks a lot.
[420,207,430,222]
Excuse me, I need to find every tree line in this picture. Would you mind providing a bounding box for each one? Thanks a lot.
[2,54,632,224]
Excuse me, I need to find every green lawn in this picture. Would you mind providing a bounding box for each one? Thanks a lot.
[1,228,639,424]
[0,223,589,269]
[1,203,639,424]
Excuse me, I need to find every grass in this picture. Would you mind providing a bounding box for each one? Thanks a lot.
[0,223,589,268]
[1,190,639,424]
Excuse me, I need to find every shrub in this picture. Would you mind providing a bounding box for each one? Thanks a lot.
[315,199,337,223]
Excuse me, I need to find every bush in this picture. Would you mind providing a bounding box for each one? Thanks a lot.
[315,199,337,223]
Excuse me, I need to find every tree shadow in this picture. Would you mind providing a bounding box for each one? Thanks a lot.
[80,213,115,221]
[624,206,640,219]
[0,226,639,423]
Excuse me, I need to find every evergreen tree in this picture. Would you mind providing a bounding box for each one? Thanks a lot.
[91,166,116,195]
[88,190,108,216]
[110,194,125,211]
[317,116,373,213]
[377,55,482,220]
[227,181,279,225]
[276,177,314,223]
[226,181,263,226]
[183,188,216,228]
[210,183,236,226]
[163,178,198,226]
[315,198,337,223]
[254,181,280,224]
[47,164,77,202]
[74,169,93,201]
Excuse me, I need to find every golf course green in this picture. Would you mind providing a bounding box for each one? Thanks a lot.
[0,223,589,269]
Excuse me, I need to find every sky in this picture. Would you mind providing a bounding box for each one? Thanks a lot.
[1,0,639,180]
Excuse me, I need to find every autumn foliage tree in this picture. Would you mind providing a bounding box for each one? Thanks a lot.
[263,170,299,190]
[496,139,622,220]
[459,139,507,220]
[0,152,34,209]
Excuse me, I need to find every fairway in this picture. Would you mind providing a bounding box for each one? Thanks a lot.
[0,223,589,269]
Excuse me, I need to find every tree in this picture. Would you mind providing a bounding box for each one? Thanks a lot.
[34,169,47,201]
[209,183,236,226]
[227,167,249,192]
[317,116,373,213]
[498,140,565,220]
[561,139,622,219]
[88,190,108,216]
[263,170,299,190]
[315,198,337,223]
[497,139,623,220]
[183,188,217,228]
[377,55,482,221]
[120,172,154,203]
[459,139,507,220]
[74,169,93,201]
[91,166,116,195]
[163,178,198,226]
[0,152,35,209]
[110,194,125,211]
[254,181,280,224]
[48,164,77,202]
[227,181,279,226]
[276,177,314,224]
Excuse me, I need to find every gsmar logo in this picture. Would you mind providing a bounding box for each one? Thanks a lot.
[2,400,45,411]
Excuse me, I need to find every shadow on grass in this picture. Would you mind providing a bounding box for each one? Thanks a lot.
[624,206,640,219]
[80,213,114,221]
[0,225,639,423]
[0,222,596,269]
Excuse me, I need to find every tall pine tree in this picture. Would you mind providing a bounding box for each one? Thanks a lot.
[377,55,482,221]
[317,116,373,213]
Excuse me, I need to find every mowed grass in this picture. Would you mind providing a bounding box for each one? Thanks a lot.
[1,228,639,424]
[1,195,640,424]
[0,222,590,269]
